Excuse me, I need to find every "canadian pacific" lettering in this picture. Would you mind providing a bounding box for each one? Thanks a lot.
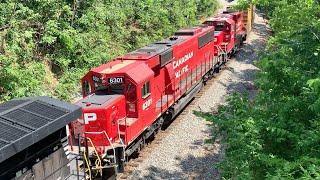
[173,52,193,69]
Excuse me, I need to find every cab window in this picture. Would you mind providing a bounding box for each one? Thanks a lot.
[141,81,150,98]
[126,82,137,102]
[215,22,225,31]
[83,81,91,96]
[215,24,224,31]
[95,83,124,95]
[109,84,124,94]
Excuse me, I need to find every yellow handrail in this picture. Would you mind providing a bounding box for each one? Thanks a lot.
[85,131,117,165]
[83,149,92,180]
[86,137,103,176]
[101,131,117,164]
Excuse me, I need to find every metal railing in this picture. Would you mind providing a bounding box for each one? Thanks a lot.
[85,137,103,176]
[156,54,216,114]
[83,148,92,180]
[215,44,228,62]
[43,134,86,180]
[84,131,115,167]
[117,117,126,162]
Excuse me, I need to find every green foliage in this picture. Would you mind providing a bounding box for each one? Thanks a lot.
[198,0,320,179]
[0,58,47,101]
[0,0,219,102]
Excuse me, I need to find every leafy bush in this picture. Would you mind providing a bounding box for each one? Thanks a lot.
[198,0,320,179]
[0,0,219,102]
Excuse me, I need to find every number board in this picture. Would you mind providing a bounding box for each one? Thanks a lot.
[92,75,101,83]
[108,77,124,84]
[206,21,214,26]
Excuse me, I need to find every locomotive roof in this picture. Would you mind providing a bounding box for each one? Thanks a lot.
[122,43,173,60]
[205,16,235,24]
[90,60,154,84]
[0,96,81,163]
[91,59,136,74]
[175,26,205,36]
[120,38,183,60]
[120,25,214,61]
[223,9,241,15]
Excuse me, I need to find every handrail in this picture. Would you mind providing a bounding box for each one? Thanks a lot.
[117,117,126,161]
[83,149,92,180]
[101,130,117,164]
[85,131,117,165]
[138,55,215,116]
[85,137,103,176]
[215,44,228,62]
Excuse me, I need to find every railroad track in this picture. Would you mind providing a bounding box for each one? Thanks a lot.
[117,60,233,179]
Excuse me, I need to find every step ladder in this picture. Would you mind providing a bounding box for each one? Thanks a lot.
[84,131,115,165]
[215,43,228,63]
[117,117,126,163]
[83,119,127,175]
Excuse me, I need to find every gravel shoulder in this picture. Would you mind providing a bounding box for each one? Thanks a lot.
[127,3,269,180]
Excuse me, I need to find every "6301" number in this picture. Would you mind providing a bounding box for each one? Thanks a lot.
[109,77,123,84]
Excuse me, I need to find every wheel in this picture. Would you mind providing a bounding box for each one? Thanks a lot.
[114,147,125,173]
[227,53,232,60]
[240,39,244,46]
[214,65,220,73]
[209,69,214,78]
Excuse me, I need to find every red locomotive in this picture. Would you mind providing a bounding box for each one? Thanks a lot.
[67,7,252,177]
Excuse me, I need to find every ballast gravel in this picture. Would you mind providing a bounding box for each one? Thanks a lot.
[128,2,269,180]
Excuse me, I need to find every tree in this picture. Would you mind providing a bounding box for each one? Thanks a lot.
[198,0,320,179]
[0,0,219,102]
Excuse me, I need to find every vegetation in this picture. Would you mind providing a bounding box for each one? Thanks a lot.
[198,0,320,179]
[0,0,219,102]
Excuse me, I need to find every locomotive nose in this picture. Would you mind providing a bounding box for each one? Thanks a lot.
[71,94,126,148]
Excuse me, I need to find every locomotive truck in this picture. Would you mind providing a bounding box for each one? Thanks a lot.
[66,6,254,179]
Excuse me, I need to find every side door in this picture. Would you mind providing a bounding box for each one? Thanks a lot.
[140,78,154,126]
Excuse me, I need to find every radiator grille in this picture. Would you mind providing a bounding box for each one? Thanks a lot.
[0,100,28,113]
[22,101,67,120]
[0,119,28,141]
[3,109,51,129]
[0,140,8,149]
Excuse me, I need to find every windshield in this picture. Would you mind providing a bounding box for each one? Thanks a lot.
[95,82,124,95]
[215,25,224,31]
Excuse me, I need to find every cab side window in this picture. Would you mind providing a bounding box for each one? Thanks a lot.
[83,81,91,96]
[141,81,150,98]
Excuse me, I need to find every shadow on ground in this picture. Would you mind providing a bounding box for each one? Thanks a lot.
[236,17,270,64]
[131,142,222,180]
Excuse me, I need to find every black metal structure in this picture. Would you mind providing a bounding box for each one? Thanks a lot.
[0,96,81,178]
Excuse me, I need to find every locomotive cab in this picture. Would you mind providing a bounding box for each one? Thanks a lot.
[204,18,235,43]
[204,17,236,54]
[221,10,247,44]
[70,69,130,152]
[69,60,155,154]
